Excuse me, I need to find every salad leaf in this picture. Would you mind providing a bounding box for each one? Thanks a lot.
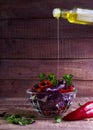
[55,115,62,123]
[39,73,46,81]
[39,73,58,86]
[39,73,73,86]
[3,114,35,125]
[47,73,58,86]
[63,74,73,86]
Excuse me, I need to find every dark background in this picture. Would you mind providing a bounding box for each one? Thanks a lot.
[0,0,93,97]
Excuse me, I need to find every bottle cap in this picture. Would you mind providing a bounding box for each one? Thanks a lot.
[53,8,61,19]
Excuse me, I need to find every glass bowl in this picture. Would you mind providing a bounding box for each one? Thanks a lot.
[26,89,76,117]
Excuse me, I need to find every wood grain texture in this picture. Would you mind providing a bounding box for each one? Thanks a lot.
[0,97,93,130]
[0,119,93,130]
[0,19,93,39]
[0,0,93,98]
[0,59,93,80]
[0,0,93,19]
[0,38,93,59]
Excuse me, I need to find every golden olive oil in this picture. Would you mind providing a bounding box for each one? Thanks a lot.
[53,8,93,25]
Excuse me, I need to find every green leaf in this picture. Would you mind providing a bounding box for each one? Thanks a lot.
[55,115,62,123]
[47,73,55,80]
[3,114,35,125]
[47,73,58,86]
[63,74,73,86]
[39,73,46,81]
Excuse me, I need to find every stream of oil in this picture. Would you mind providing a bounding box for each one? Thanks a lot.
[57,19,60,79]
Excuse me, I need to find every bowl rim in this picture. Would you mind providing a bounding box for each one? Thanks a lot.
[26,88,77,95]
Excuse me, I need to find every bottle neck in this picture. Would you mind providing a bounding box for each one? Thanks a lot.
[61,10,69,19]
[52,8,69,19]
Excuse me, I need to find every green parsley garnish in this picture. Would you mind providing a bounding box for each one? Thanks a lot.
[63,74,73,86]
[3,114,35,125]
[55,115,62,123]
[39,73,58,86]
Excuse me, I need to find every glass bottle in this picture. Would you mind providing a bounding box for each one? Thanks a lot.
[53,8,93,25]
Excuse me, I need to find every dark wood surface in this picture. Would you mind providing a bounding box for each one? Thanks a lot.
[0,0,93,19]
[0,0,93,97]
[0,38,93,59]
[0,19,93,39]
[0,97,93,130]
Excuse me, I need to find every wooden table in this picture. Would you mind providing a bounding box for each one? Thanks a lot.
[0,97,93,130]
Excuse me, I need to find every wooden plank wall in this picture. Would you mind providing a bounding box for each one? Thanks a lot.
[0,0,93,97]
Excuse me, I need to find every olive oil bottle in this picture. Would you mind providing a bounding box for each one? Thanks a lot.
[53,8,93,25]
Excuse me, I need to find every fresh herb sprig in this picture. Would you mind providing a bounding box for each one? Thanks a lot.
[39,73,73,87]
[39,73,46,81]
[55,115,62,123]
[39,73,58,86]
[3,114,35,125]
[63,74,73,86]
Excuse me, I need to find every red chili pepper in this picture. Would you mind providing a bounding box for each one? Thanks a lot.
[63,101,93,121]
